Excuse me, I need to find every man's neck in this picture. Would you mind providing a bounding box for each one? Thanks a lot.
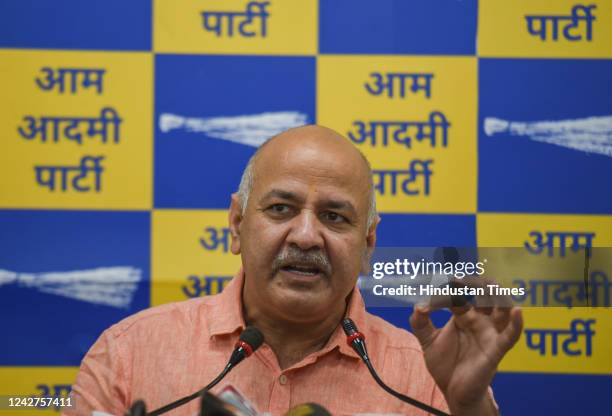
[242,299,347,370]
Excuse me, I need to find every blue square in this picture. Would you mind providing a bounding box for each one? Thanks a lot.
[492,373,612,415]
[479,59,612,214]
[319,0,477,55]
[376,213,476,247]
[0,210,150,365]
[0,0,151,50]
[154,54,316,209]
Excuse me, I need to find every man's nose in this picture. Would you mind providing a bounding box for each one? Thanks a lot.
[286,210,324,250]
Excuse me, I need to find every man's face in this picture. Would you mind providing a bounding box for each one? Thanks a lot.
[230,135,377,323]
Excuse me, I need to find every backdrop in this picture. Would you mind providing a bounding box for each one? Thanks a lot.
[1,1,611,415]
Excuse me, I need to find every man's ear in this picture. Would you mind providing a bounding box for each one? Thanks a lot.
[229,193,243,255]
[366,215,381,252]
[361,215,380,275]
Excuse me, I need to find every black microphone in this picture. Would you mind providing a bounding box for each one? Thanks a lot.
[342,318,451,416]
[125,399,146,416]
[284,402,332,416]
[147,326,264,416]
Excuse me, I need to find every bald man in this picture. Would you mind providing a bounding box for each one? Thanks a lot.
[65,126,522,416]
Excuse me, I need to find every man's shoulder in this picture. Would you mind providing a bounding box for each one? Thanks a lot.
[104,295,219,341]
[363,311,422,354]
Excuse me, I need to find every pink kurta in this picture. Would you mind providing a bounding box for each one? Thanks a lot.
[64,270,452,415]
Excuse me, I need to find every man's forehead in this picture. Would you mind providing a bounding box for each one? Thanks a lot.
[255,145,368,194]
[244,125,373,214]
[253,126,370,181]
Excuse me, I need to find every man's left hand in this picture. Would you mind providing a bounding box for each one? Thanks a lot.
[410,303,523,416]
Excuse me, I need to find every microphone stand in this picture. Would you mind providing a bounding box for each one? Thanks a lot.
[343,318,450,416]
[147,363,232,416]
[363,358,449,416]
[146,327,264,416]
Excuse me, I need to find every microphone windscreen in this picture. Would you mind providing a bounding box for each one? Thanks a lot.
[239,326,264,351]
[127,399,146,416]
[284,403,332,416]
[341,318,358,336]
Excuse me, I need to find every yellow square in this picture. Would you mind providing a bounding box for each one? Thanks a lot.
[477,213,612,247]
[0,49,152,210]
[479,0,612,58]
[499,308,611,375]
[318,55,477,214]
[154,0,317,55]
[151,209,241,306]
[478,214,611,374]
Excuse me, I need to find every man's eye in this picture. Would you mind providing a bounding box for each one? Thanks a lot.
[267,204,291,215]
[324,211,347,223]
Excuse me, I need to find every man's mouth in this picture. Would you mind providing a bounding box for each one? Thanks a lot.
[281,264,323,276]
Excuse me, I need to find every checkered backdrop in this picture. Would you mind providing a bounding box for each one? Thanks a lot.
[1,1,611,414]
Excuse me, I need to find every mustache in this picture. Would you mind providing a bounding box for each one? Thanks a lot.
[272,246,332,276]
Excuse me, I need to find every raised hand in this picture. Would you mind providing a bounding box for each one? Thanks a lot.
[410,303,523,416]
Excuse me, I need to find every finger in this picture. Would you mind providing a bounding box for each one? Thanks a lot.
[475,306,494,316]
[450,303,471,317]
[492,307,511,333]
[450,279,477,309]
[409,305,438,349]
[427,281,471,311]
[452,306,490,333]
[499,308,524,350]
[428,290,453,310]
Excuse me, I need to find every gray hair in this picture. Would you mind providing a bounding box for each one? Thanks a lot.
[236,147,378,230]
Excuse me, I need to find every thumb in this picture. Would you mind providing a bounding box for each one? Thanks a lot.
[500,307,524,351]
[410,305,438,349]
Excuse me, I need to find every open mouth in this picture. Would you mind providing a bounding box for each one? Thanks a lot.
[281,264,322,277]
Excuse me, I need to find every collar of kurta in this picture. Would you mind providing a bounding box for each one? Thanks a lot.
[206,267,366,360]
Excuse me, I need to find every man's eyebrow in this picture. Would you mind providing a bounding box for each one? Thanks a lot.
[258,190,357,214]
[259,189,303,203]
[321,199,357,215]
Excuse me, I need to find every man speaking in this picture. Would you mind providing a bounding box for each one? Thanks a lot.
[64,125,522,415]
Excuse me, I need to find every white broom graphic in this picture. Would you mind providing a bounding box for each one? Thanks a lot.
[484,115,612,157]
[159,111,309,147]
[0,267,142,309]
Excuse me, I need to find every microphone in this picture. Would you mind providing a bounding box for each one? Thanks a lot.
[342,318,450,416]
[125,399,146,416]
[147,326,264,416]
[284,403,332,416]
